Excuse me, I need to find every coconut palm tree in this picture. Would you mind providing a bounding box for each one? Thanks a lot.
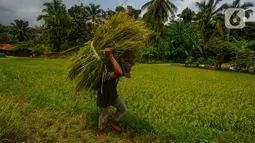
[37,0,69,51]
[10,19,29,42]
[195,0,229,40]
[37,0,67,25]
[142,0,178,36]
[211,14,230,40]
[84,3,104,24]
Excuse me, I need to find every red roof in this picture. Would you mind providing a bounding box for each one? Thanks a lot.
[0,44,15,51]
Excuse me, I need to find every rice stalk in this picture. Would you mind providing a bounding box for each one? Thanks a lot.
[68,12,149,92]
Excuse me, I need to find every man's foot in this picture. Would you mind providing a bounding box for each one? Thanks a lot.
[109,121,121,133]
[97,130,107,139]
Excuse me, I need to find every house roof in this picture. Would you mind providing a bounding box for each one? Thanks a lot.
[0,44,15,51]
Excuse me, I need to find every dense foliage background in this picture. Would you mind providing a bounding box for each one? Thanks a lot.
[0,0,255,70]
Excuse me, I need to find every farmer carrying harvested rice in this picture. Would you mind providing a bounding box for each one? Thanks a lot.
[67,12,148,138]
[96,47,131,138]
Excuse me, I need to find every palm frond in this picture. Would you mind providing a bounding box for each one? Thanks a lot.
[43,2,54,11]
[213,0,223,9]
[141,1,153,10]
[240,2,254,9]
[196,1,206,11]
[165,2,175,18]
[166,0,177,12]
[208,0,215,8]
[37,15,48,21]
[213,3,228,15]
[232,0,241,7]
[245,9,254,18]
[85,6,92,14]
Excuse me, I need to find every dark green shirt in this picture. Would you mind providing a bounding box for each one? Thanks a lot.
[97,64,119,108]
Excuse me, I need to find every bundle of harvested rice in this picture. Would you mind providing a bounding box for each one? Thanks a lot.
[68,12,149,92]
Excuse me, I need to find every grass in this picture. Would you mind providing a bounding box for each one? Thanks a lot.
[0,57,255,142]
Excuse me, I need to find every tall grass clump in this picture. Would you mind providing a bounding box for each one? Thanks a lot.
[68,12,149,92]
[0,95,22,139]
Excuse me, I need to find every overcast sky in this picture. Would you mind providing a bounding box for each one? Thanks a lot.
[0,0,254,26]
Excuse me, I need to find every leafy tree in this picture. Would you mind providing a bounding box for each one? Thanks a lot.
[68,3,88,20]
[0,24,7,33]
[10,19,29,42]
[178,8,195,23]
[107,9,116,17]
[114,5,141,20]
[0,24,11,43]
[142,0,178,36]
[226,38,255,71]
[37,0,70,51]
[104,9,116,19]
[205,36,234,69]
[85,3,104,24]
[166,21,201,63]
[27,26,44,45]
[231,22,255,41]
[126,5,141,20]
[115,6,126,12]
[68,4,91,45]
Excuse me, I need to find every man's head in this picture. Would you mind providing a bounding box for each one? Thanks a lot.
[122,62,131,78]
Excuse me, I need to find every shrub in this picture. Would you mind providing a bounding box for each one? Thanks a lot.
[13,41,34,57]
[0,53,6,57]
[194,57,205,67]
[185,56,194,66]
[227,39,255,71]
[13,41,34,52]
[204,58,216,65]
[30,44,47,56]
[206,37,233,69]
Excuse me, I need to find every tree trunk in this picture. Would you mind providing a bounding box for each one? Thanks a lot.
[246,64,249,71]
[215,62,222,69]
[218,63,222,69]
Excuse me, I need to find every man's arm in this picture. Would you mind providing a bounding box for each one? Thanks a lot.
[104,48,123,78]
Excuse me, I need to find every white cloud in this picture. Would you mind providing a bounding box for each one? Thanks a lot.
[176,0,200,14]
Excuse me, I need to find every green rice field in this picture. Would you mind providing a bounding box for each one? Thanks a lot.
[0,57,255,142]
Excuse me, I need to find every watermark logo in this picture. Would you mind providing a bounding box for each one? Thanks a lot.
[225,8,246,29]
